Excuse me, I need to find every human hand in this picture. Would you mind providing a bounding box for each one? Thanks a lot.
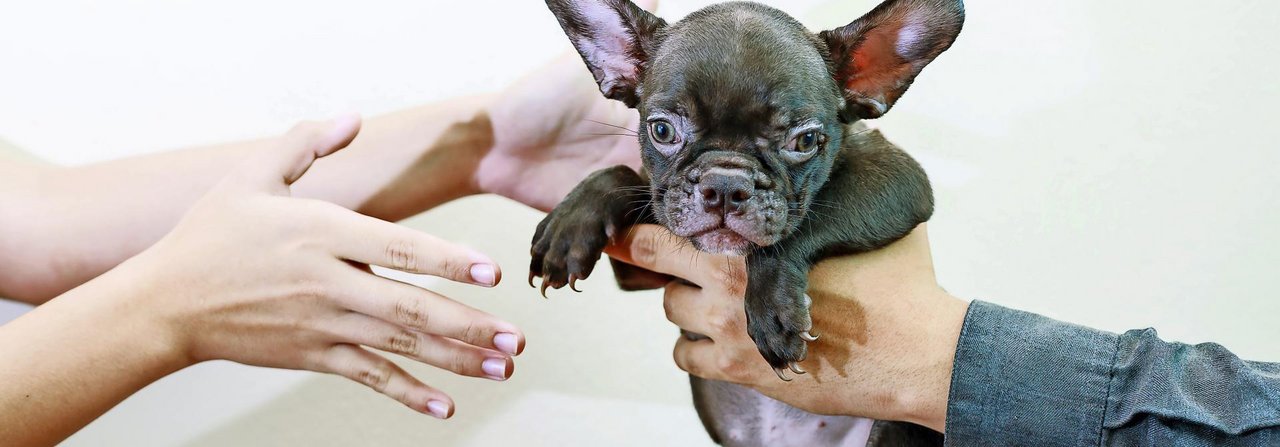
[605,224,968,431]
[125,115,524,419]
[476,0,659,212]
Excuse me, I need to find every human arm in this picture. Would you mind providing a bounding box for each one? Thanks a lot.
[608,224,1280,445]
[0,53,645,305]
[0,96,495,303]
[0,118,524,446]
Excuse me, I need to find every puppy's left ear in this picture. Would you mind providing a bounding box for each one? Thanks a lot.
[545,0,667,107]
[821,0,965,121]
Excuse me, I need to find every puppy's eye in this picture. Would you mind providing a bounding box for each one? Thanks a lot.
[792,131,824,154]
[649,120,678,144]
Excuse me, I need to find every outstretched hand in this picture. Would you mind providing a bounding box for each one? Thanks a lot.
[133,116,525,419]
[476,0,660,212]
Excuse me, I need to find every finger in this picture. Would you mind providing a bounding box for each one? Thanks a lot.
[604,224,734,286]
[314,344,454,418]
[672,336,734,382]
[225,114,362,193]
[334,268,525,355]
[320,205,500,287]
[332,313,514,381]
[662,282,722,336]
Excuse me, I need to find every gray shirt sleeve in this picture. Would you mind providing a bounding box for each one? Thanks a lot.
[944,300,1280,446]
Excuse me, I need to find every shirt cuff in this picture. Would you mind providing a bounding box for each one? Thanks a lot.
[944,300,1120,446]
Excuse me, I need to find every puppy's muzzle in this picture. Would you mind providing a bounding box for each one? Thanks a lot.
[696,168,754,215]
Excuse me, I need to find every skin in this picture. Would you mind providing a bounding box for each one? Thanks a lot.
[606,224,969,433]
[0,1,656,439]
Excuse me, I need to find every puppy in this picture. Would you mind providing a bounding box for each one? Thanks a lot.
[530,0,963,445]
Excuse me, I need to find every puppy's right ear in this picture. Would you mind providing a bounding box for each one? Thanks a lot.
[545,0,666,107]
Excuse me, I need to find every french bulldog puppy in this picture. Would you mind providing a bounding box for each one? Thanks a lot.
[531,0,963,445]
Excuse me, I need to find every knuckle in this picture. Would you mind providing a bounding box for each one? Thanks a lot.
[459,319,489,346]
[394,298,430,329]
[355,362,394,393]
[672,348,694,374]
[437,255,471,281]
[448,352,472,374]
[385,238,420,272]
[294,280,330,302]
[715,354,747,381]
[662,297,677,323]
[709,313,741,336]
[385,330,420,357]
[712,264,748,296]
[632,231,659,266]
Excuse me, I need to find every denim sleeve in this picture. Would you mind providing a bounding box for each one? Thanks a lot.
[944,300,1280,446]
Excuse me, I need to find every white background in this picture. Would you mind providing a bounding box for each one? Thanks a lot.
[2,0,1278,445]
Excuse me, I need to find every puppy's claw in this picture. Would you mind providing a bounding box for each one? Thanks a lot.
[773,367,793,382]
[788,362,807,375]
[569,275,582,293]
[528,272,537,289]
[799,331,819,342]
[540,280,551,299]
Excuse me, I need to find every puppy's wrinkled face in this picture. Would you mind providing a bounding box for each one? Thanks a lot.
[546,0,963,254]
[639,5,844,254]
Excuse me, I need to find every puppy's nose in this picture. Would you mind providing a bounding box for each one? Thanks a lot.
[698,173,754,214]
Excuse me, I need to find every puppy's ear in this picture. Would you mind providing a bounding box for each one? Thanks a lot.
[821,0,964,120]
[545,0,666,107]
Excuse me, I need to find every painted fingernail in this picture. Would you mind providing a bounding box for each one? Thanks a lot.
[470,264,496,286]
[482,357,512,381]
[426,400,450,419]
[493,333,521,356]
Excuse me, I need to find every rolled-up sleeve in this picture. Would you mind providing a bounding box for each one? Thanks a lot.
[944,300,1280,446]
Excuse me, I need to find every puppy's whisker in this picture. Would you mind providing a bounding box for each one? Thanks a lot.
[585,119,639,135]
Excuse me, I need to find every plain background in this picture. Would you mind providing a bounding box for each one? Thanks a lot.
[2,0,1277,445]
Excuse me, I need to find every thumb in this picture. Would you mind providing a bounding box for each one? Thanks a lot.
[228,113,362,194]
[633,0,659,12]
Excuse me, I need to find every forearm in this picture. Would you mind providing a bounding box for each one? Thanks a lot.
[0,94,496,303]
[0,257,187,446]
[946,301,1280,446]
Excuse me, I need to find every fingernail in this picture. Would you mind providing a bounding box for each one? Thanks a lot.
[493,333,521,356]
[322,113,361,147]
[482,358,511,381]
[470,264,496,286]
[427,400,450,419]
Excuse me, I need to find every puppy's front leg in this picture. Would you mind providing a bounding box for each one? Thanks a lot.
[744,250,817,379]
[530,165,664,295]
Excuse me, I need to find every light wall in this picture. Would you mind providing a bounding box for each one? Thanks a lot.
[1,1,1276,446]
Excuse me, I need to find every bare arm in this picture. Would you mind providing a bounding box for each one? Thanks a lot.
[0,95,496,304]
[0,119,524,445]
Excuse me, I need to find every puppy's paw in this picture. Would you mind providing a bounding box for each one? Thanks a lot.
[528,204,614,297]
[744,257,816,380]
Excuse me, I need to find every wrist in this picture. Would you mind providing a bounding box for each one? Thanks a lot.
[98,250,199,373]
[804,226,964,431]
[893,291,968,432]
[434,93,500,200]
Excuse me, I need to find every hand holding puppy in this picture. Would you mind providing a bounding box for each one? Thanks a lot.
[606,224,968,432]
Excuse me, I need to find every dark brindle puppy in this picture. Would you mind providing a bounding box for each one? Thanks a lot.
[530,0,963,445]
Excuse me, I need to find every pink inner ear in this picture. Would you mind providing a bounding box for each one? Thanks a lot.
[847,25,915,101]
[576,1,640,88]
[896,21,925,57]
